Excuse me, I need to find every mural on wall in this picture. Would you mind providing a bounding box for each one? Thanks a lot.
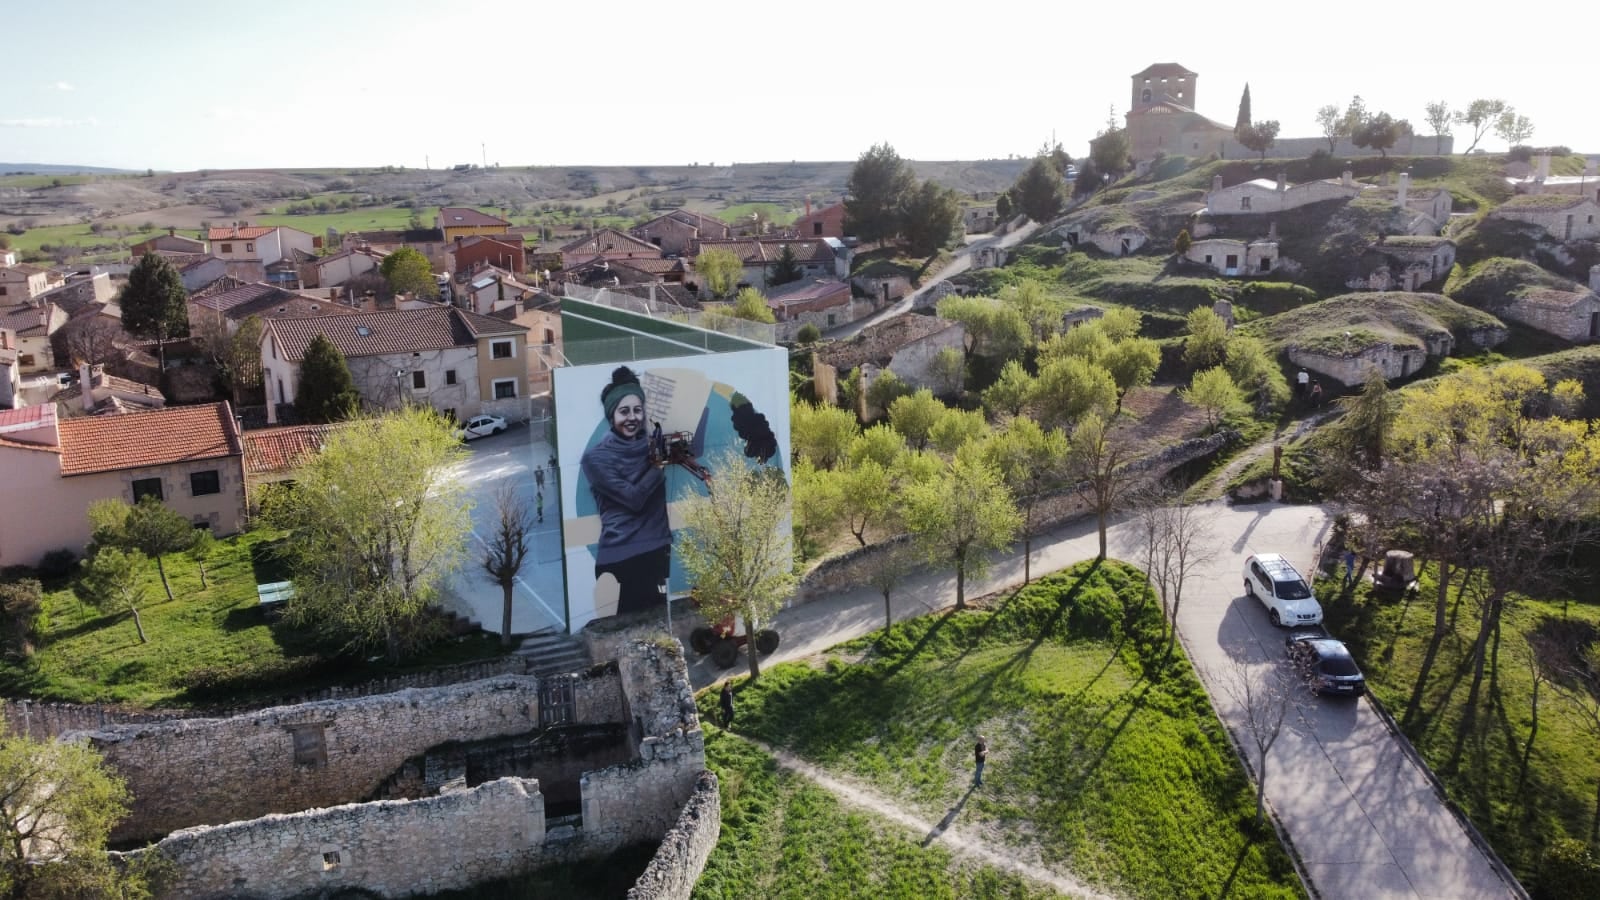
[555,347,790,630]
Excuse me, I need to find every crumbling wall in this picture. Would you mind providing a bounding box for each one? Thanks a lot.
[626,770,721,900]
[80,676,542,844]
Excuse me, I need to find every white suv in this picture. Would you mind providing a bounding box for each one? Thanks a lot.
[1243,553,1323,627]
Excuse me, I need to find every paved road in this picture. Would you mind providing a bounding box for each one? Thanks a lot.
[827,218,1042,339]
[679,502,1518,900]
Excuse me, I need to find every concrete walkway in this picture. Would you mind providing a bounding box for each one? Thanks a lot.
[681,501,1521,900]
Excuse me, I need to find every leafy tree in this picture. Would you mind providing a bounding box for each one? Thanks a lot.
[1043,141,1073,177]
[789,400,857,469]
[0,734,141,899]
[1072,159,1101,198]
[1012,156,1066,223]
[1234,83,1252,135]
[732,287,776,324]
[791,458,844,560]
[1332,366,1396,470]
[1423,101,1453,153]
[902,453,1020,609]
[1182,306,1229,369]
[982,359,1034,420]
[1089,127,1130,178]
[295,333,360,423]
[927,407,987,456]
[999,279,1065,345]
[794,322,821,344]
[995,192,1013,220]
[936,294,1029,362]
[119,253,189,371]
[982,419,1068,582]
[378,247,437,299]
[1183,367,1246,430]
[262,407,472,663]
[1223,333,1290,412]
[0,579,42,660]
[674,456,795,680]
[81,547,151,643]
[695,247,742,299]
[1237,121,1280,160]
[1454,99,1507,153]
[1494,109,1535,147]
[1315,103,1348,153]
[844,143,915,244]
[186,529,216,590]
[1174,228,1192,256]
[927,346,965,398]
[864,369,911,416]
[482,481,533,648]
[1341,95,1370,138]
[767,243,803,287]
[839,459,894,546]
[123,496,198,601]
[901,179,964,257]
[848,422,907,469]
[1103,337,1161,407]
[1069,411,1136,559]
[887,389,943,451]
[1030,356,1117,430]
[1353,112,1410,158]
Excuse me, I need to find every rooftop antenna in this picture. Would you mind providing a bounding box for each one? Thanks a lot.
[481,143,487,169]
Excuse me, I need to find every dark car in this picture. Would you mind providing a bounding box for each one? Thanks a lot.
[1285,631,1366,697]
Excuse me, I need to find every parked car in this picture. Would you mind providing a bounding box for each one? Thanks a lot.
[1243,553,1324,627]
[456,414,507,441]
[1285,630,1367,696]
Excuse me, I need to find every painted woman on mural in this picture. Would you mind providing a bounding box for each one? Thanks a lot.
[579,366,675,616]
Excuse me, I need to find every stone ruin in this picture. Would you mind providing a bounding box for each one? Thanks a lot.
[69,640,718,900]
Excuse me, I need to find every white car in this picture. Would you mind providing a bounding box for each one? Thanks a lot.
[1243,553,1323,627]
[456,414,507,441]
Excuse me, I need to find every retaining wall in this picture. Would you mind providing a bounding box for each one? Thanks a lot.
[626,770,722,900]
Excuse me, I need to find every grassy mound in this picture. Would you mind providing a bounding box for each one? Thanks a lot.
[1244,291,1505,355]
[1444,257,1582,309]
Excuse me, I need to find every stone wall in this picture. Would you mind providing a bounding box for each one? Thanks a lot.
[574,661,628,724]
[80,676,544,844]
[626,771,721,900]
[119,777,551,900]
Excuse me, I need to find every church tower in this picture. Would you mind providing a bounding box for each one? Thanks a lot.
[1131,63,1198,110]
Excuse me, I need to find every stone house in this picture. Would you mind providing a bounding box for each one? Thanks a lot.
[694,238,850,291]
[447,234,525,275]
[308,246,386,288]
[816,313,967,407]
[792,202,847,239]
[765,278,855,340]
[129,229,207,257]
[34,271,116,319]
[170,255,229,293]
[972,244,1008,270]
[0,401,247,568]
[437,207,511,243]
[206,224,317,283]
[964,206,999,234]
[1491,268,1600,342]
[260,305,530,425]
[1186,237,1278,275]
[1506,153,1600,202]
[1348,236,1456,292]
[1204,172,1366,216]
[0,301,67,371]
[1489,194,1600,242]
[1058,215,1149,256]
[629,209,733,256]
[0,263,64,302]
[54,362,165,418]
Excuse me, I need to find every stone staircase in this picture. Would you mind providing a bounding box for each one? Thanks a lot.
[514,630,591,678]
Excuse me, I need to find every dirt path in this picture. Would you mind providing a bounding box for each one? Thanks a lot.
[735,735,1117,899]
[1198,408,1338,499]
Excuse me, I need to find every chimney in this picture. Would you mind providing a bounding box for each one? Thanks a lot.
[1267,221,1279,241]
[1341,170,1353,188]
[1536,153,1552,182]
[167,227,176,237]
[1211,175,1223,194]
[79,362,94,412]
[1397,172,1409,209]
[1276,173,1287,193]
[805,196,812,217]
[1590,263,1600,293]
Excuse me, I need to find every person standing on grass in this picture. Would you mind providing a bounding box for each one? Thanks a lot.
[974,735,988,787]
[720,681,735,728]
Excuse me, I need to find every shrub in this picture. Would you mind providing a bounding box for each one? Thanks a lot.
[1536,838,1600,900]
[0,578,43,659]
[794,323,821,344]
[37,549,78,579]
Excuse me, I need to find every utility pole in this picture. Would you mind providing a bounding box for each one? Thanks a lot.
[425,155,430,170]
[481,143,487,169]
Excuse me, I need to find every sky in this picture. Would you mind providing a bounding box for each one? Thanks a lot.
[1,1,1591,172]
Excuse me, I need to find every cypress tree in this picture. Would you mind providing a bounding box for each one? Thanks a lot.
[295,333,360,423]
[1235,84,1253,137]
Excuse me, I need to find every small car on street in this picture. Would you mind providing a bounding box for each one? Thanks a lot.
[1243,553,1324,627]
[1285,630,1367,697]
[456,414,507,441]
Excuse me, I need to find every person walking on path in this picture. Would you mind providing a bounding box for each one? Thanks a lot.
[534,465,545,490]
[974,735,988,787]
[1343,548,1357,585]
[720,681,736,728]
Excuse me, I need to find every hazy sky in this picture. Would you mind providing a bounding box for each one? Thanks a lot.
[2,1,1589,172]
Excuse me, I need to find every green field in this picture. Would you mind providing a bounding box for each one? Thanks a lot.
[250,206,418,236]
[0,529,508,708]
[0,174,96,189]
[694,561,1300,899]
[2,221,171,263]
[719,202,799,227]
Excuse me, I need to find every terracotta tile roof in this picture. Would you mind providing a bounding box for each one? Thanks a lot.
[1134,62,1196,79]
[439,207,510,228]
[244,422,351,475]
[0,303,57,337]
[190,281,279,313]
[0,404,54,431]
[263,305,527,362]
[191,282,359,321]
[817,313,962,371]
[0,263,49,277]
[449,236,523,256]
[612,257,685,275]
[57,401,242,477]
[187,275,248,301]
[694,238,835,265]
[665,209,731,233]
[559,229,661,258]
[208,226,277,240]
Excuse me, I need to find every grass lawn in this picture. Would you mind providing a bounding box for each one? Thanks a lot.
[1315,568,1600,893]
[3,221,171,261]
[251,206,419,235]
[0,174,96,189]
[697,561,1301,899]
[0,529,508,708]
[718,202,799,227]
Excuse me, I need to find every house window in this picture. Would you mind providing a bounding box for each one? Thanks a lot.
[445,369,457,386]
[0,286,6,296]
[813,222,823,236]
[411,370,427,390]
[1204,255,1213,264]
[245,242,254,253]
[492,378,518,400]
[220,243,233,253]
[542,328,554,345]
[1141,88,1152,103]
[18,354,34,367]
[131,478,163,503]
[1240,196,1252,211]
[288,723,327,768]
[1260,257,1272,272]
[322,852,341,872]
[190,470,221,496]
[826,313,836,326]
[490,339,514,359]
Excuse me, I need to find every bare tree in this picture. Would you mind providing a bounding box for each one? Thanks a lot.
[1550,640,1600,843]
[867,540,919,634]
[1212,657,1297,825]
[1069,411,1134,560]
[57,316,123,368]
[1134,488,1216,657]
[482,481,534,648]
